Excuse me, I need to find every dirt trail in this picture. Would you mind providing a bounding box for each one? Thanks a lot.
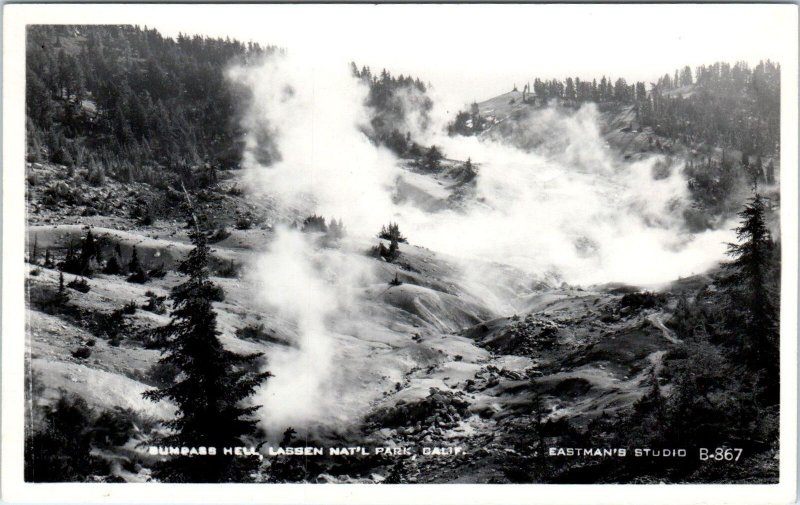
[647,312,682,345]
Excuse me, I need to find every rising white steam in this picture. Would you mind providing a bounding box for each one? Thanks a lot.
[248,229,336,428]
[228,54,399,431]
[407,104,734,286]
[228,55,398,236]
[247,229,377,432]
[229,53,733,430]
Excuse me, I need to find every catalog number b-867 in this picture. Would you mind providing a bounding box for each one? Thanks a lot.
[699,448,743,462]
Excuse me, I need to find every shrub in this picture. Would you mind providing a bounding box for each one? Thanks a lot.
[143,291,167,314]
[208,226,231,243]
[127,268,149,284]
[235,216,252,230]
[86,165,105,186]
[131,202,154,226]
[148,264,167,279]
[422,145,444,171]
[235,323,290,346]
[91,407,136,447]
[122,300,137,315]
[146,360,179,388]
[42,181,81,207]
[28,273,71,314]
[67,277,90,293]
[372,238,400,262]
[25,394,144,482]
[217,259,238,278]
[51,145,74,167]
[81,205,99,217]
[25,395,105,481]
[90,308,127,340]
[138,209,154,226]
[209,284,225,302]
[72,346,92,359]
[377,222,407,243]
[619,291,665,311]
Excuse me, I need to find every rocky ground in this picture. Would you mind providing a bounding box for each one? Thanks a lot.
[24,99,729,483]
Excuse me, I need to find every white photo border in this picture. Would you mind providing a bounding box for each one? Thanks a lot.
[2,4,797,504]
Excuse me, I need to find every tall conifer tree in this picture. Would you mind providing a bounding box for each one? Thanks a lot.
[143,193,271,482]
[722,193,778,391]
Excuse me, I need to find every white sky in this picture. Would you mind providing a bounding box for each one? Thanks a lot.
[143,3,794,106]
[10,3,798,106]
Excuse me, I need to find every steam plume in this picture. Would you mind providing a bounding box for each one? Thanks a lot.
[229,54,734,431]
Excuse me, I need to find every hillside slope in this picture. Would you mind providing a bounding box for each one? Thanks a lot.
[25,153,707,483]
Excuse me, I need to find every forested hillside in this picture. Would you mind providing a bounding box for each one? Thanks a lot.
[643,61,781,158]
[24,26,439,189]
[352,64,433,156]
[26,25,277,187]
[451,61,780,160]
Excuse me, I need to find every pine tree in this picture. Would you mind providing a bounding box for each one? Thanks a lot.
[564,77,576,102]
[79,229,97,274]
[60,241,82,275]
[31,235,39,264]
[670,294,703,340]
[423,145,443,171]
[103,255,122,275]
[722,193,778,376]
[387,236,400,261]
[128,245,141,273]
[463,158,476,181]
[55,271,70,306]
[126,245,149,283]
[766,160,776,185]
[529,389,550,480]
[279,427,296,448]
[680,65,693,86]
[143,197,271,482]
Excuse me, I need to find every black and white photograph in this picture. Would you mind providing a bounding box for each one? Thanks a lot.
[2,3,798,503]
